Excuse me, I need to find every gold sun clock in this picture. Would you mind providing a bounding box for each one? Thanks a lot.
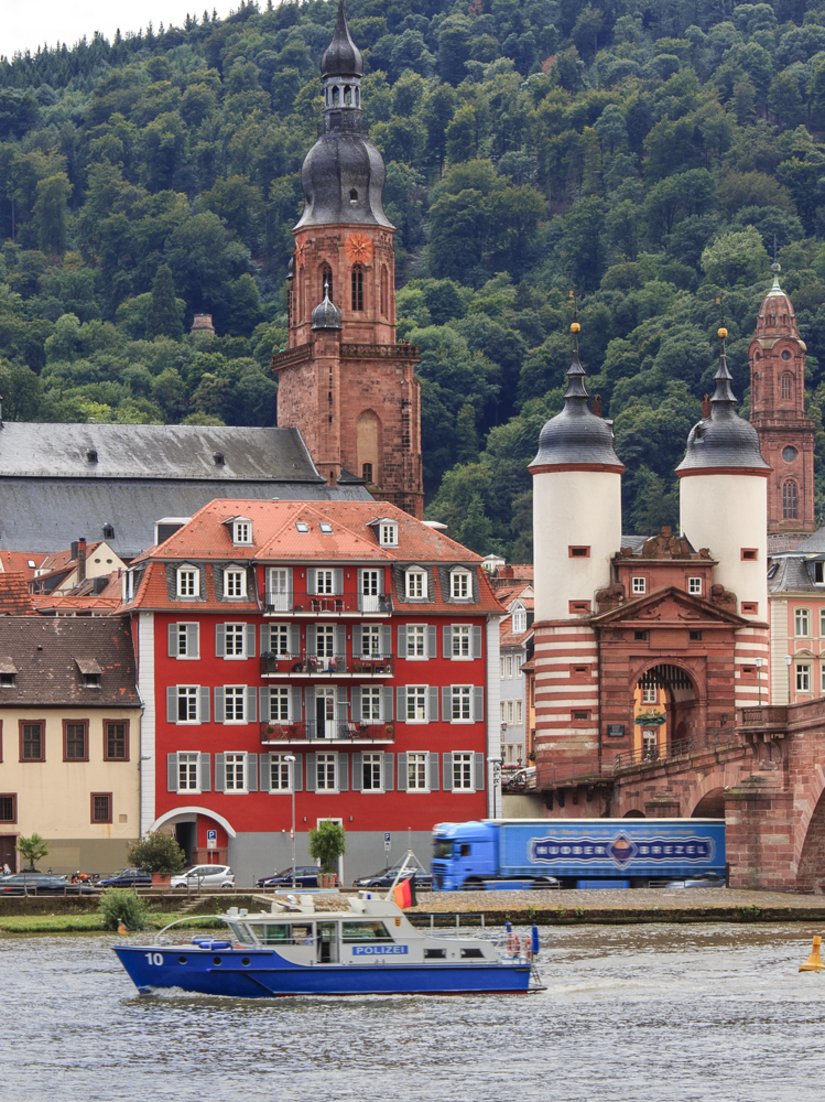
[345,233,373,264]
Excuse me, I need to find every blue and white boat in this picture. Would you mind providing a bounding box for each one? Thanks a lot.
[113,890,544,997]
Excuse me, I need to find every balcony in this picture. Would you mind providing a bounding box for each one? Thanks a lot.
[260,654,393,678]
[260,720,396,745]
[262,594,392,616]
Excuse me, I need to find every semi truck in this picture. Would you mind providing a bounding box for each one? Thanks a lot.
[431,818,726,890]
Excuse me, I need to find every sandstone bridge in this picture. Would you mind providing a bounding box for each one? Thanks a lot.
[528,700,825,892]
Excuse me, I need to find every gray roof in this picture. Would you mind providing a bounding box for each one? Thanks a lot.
[531,348,623,469]
[0,423,371,556]
[768,554,818,594]
[795,526,825,553]
[0,616,139,706]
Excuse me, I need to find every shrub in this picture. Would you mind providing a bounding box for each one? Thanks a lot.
[127,831,186,876]
[99,889,149,932]
[308,821,346,873]
[17,832,49,870]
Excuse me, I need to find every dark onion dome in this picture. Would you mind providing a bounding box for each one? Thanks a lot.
[294,1,392,230]
[321,0,362,78]
[312,288,342,331]
[677,337,769,474]
[530,333,623,470]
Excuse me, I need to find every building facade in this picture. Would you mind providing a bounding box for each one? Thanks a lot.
[121,498,501,885]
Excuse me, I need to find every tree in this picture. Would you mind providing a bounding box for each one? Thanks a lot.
[33,174,72,258]
[148,264,184,339]
[309,821,346,881]
[127,831,186,876]
[17,833,49,871]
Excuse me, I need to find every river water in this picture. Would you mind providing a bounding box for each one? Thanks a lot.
[2,922,825,1102]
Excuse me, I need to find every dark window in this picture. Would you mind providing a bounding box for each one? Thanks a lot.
[568,546,590,557]
[780,372,793,400]
[351,265,364,311]
[783,479,798,520]
[634,631,649,641]
[689,631,703,641]
[362,462,373,483]
[64,721,88,762]
[104,721,129,762]
[0,794,16,822]
[91,793,112,824]
[20,722,44,762]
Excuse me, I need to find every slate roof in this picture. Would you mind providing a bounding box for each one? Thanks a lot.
[0,617,139,705]
[767,554,819,594]
[0,423,371,557]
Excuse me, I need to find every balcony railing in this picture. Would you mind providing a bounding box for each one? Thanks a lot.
[260,721,396,744]
[262,594,393,615]
[260,654,393,677]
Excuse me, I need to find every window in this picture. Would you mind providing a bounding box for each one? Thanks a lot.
[266,568,292,611]
[315,625,336,658]
[741,602,758,615]
[313,569,336,595]
[795,608,811,637]
[170,686,207,724]
[360,568,380,596]
[406,624,428,658]
[315,752,338,791]
[451,625,473,659]
[267,687,291,723]
[689,630,703,641]
[176,565,200,598]
[219,686,249,723]
[379,522,397,547]
[642,686,657,705]
[568,600,592,614]
[177,751,202,792]
[0,794,16,823]
[223,752,248,791]
[224,567,247,599]
[634,630,649,641]
[405,686,429,722]
[265,624,293,657]
[223,623,247,657]
[360,686,383,721]
[64,721,88,762]
[267,753,294,792]
[820,662,825,694]
[170,622,199,658]
[821,609,825,637]
[780,372,793,400]
[405,751,429,791]
[796,663,811,693]
[405,568,427,599]
[20,721,44,762]
[512,607,526,633]
[360,751,384,791]
[688,577,702,595]
[360,625,383,658]
[450,570,472,599]
[351,264,364,311]
[91,793,112,824]
[451,751,475,791]
[232,519,252,545]
[741,548,758,561]
[783,480,799,520]
[568,546,590,557]
[445,685,481,723]
[104,721,129,761]
[631,577,646,595]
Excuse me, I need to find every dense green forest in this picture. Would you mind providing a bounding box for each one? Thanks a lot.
[3,0,825,559]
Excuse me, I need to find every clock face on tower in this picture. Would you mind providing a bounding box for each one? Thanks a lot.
[345,233,373,265]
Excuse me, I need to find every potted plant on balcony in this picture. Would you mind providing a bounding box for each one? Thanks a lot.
[308,820,345,889]
[127,830,186,886]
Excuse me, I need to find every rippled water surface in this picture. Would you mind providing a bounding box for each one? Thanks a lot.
[4,923,825,1102]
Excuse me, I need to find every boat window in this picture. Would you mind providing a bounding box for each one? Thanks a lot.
[341,921,393,942]
[425,948,446,959]
[258,923,295,944]
[460,948,484,959]
[228,922,254,943]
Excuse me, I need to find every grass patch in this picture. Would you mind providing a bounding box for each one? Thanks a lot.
[0,912,227,935]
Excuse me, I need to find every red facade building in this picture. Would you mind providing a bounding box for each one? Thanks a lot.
[121,499,502,884]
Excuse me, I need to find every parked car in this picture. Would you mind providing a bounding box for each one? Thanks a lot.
[503,766,537,792]
[0,872,100,895]
[169,864,235,890]
[256,866,321,889]
[656,873,727,889]
[97,867,153,888]
[353,864,433,890]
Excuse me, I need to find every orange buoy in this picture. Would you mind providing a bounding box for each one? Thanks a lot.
[799,934,825,972]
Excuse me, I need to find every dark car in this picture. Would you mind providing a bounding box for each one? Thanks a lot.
[0,872,100,895]
[256,866,322,889]
[97,867,153,889]
[353,864,433,891]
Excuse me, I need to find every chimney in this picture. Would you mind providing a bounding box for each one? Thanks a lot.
[77,538,87,584]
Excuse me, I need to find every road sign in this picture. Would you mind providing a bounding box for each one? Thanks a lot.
[384,830,391,852]
[206,828,217,850]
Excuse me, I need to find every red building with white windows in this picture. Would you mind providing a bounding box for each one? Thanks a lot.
[121,499,502,884]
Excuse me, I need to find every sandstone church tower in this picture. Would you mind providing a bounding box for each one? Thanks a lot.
[272,1,424,518]
[749,263,816,540]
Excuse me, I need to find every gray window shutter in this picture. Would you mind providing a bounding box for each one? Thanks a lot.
[382,753,394,791]
[473,686,484,721]
[290,624,301,656]
[307,624,316,655]
[293,756,303,792]
[444,751,454,791]
[352,752,363,791]
[247,753,259,792]
[168,624,178,656]
[398,625,406,655]
[352,686,362,722]
[381,625,392,656]
[215,686,225,723]
[260,625,269,653]
[335,625,346,655]
[443,625,452,656]
[442,687,452,722]
[427,625,437,658]
[246,625,256,657]
[473,751,485,791]
[199,752,211,791]
[338,755,348,791]
[199,687,210,723]
[291,687,302,722]
[382,687,393,720]
[472,626,482,659]
[260,686,270,719]
[166,687,177,723]
[306,753,316,792]
[260,753,272,793]
[246,687,258,723]
[397,751,408,791]
[397,686,406,719]
[215,753,226,791]
[428,686,439,721]
[307,568,316,593]
[333,568,343,593]
[353,624,362,653]
[428,752,440,791]
[167,752,178,791]
[215,624,226,657]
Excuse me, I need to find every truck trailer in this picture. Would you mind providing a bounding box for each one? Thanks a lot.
[431,818,726,890]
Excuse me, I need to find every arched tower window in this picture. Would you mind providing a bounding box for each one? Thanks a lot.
[321,264,333,303]
[780,372,793,401]
[380,266,389,317]
[352,265,364,311]
[783,479,799,520]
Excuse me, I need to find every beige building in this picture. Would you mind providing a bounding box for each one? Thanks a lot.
[0,618,141,874]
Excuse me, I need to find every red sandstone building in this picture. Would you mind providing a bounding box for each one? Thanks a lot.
[120,499,502,884]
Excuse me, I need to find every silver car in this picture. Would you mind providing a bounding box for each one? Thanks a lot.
[170,864,235,889]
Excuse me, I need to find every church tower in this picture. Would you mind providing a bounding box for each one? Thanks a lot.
[272,1,424,518]
[748,263,816,538]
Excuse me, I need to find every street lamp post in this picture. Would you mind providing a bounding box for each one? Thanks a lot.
[284,754,296,889]
[754,657,764,706]
[785,655,793,706]
[487,756,502,819]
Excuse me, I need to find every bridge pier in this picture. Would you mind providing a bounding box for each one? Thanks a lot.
[724,773,796,890]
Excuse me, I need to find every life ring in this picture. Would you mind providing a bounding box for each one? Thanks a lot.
[507,933,519,956]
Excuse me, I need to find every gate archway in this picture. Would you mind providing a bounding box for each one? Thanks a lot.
[634,662,702,762]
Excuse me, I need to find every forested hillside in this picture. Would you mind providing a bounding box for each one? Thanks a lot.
[2,0,825,558]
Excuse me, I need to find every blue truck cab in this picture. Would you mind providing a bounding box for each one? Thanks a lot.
[432,818,726,891]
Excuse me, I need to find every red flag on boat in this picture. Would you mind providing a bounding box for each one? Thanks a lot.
[392,876,416,909]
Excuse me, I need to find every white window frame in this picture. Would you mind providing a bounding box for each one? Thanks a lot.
[315,752,338,792]
[641,686,657,704]
[177,751,201,792]
[224,567,247,599]
[223,623,246,658]
[405,568,427,600]
[267,623,291,657]
[360,686,383,722]
[176,686,201,723]
[315,624,336,658]
[450,569,472,600]
[512,607,526,633]
[406,751,429,791]
[406,624,427,658]
[688,577,702,595]
[268,753,294,792]
[379,522,398,547]
[224,686,247,723]
[360,751,384,791]
[224,751,248,792]
[314,569,335,595]
[451,686,473,722]
[172,622,199,658]
[176,565,199,598]
[232,519,252,545]
[796,662,811,693]
[405,686,428,722]
[268,687,291,722]
[795,608,811,637]
[451,751,475,791]
[451,625,472,659]
[631,577,646,595]
[360,625,383,658]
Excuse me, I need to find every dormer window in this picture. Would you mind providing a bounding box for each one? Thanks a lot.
[76,658,102,688]
[450,568,472,600]
[231,518,252,545]
[176,565,200,598]
[512,607,526,633]
[405,567,427,600]
[379,521,398,547]
[223,567,247,599]
[0,659,17,688]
